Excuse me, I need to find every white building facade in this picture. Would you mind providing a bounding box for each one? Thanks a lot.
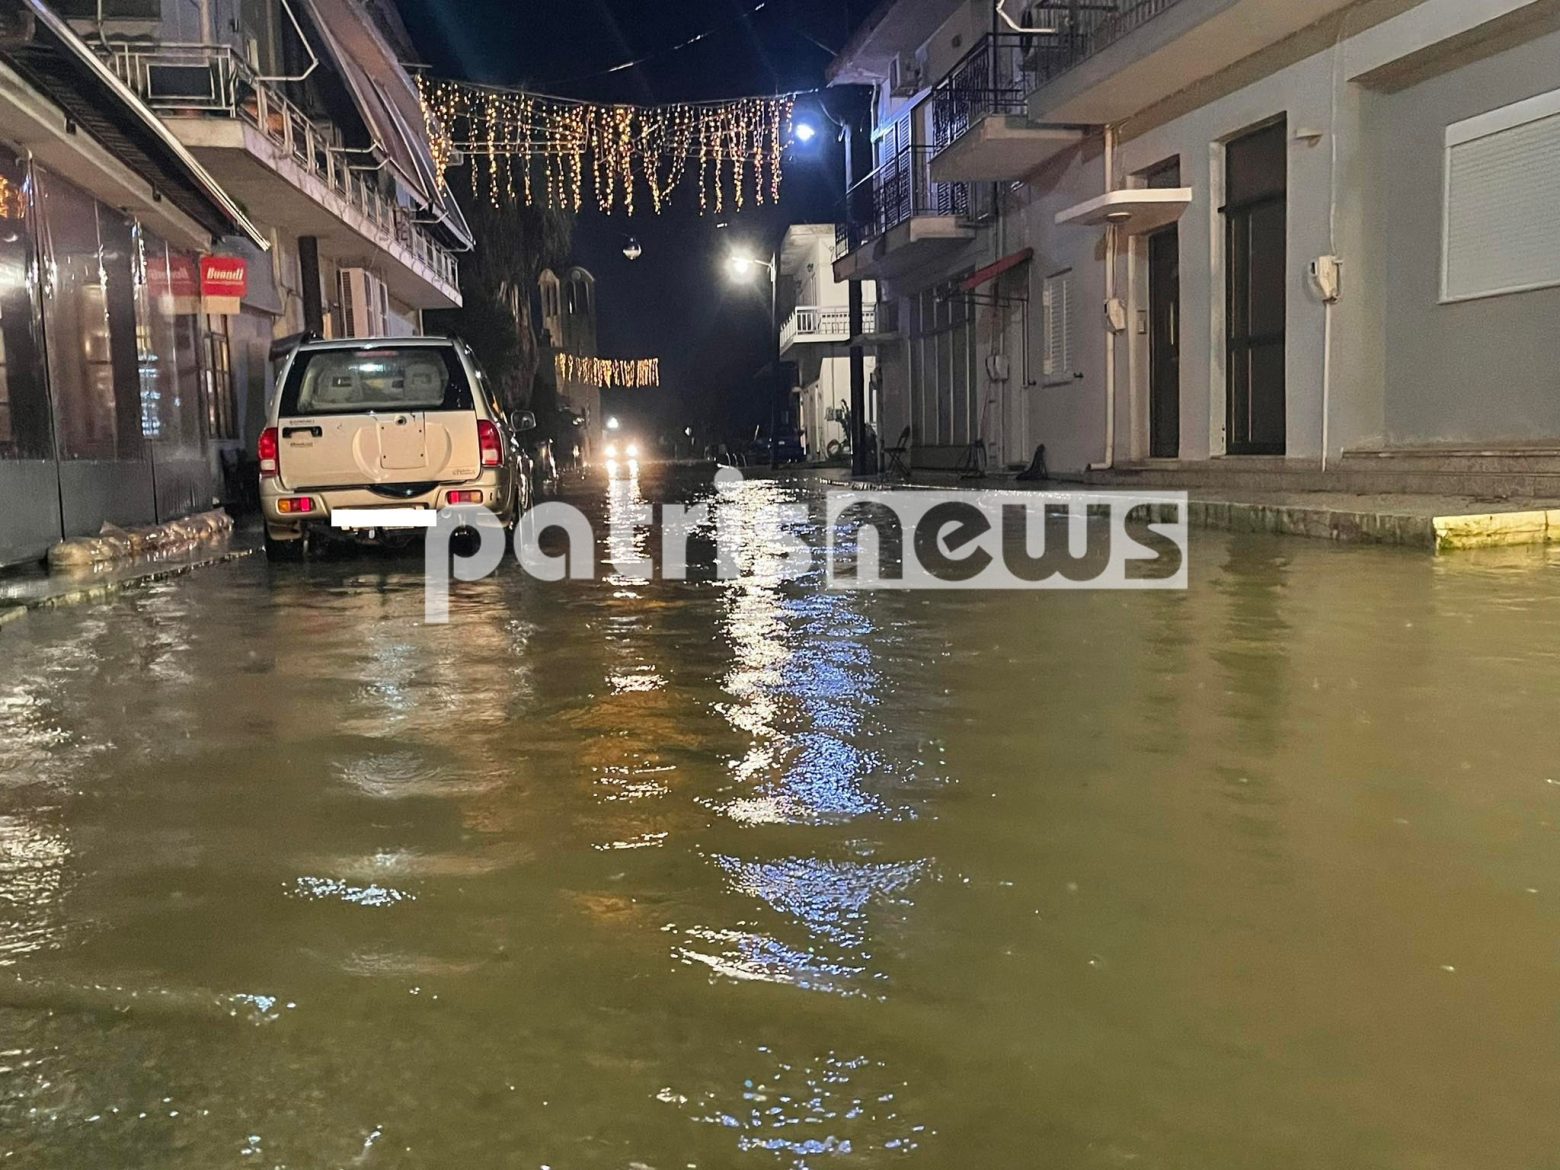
[778,225,880,461]
[832,0,1560,482]
[63,0,472,465]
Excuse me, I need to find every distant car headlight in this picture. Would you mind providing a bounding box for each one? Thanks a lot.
[625,442,639,459]
[604,441,618,458]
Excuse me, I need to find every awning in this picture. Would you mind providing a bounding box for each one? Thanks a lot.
[960,247,1033,293]
[5,0,267,248]
[296,0,474,249]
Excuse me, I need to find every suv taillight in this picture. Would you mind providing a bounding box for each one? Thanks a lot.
[258,427,279,478]
[477,419,502,468]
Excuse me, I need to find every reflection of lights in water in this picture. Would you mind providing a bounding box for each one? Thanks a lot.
[673,855,929,998]
[659,1050,931,1158]
[608,667,664,693]
[604,458,649,585]
[711,477,892,824]
[592,831,668,851]
[714,854,927,948]
[289,875,415,907]
[593,764,673,802]
[676,924,865,994]
[0,815,70,964]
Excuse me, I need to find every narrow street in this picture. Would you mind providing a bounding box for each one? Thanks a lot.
[3,466,1560,1167]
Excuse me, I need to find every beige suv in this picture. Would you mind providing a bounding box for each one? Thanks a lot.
[259,337,533,560]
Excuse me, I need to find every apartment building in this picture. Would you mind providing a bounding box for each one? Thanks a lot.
[63,0,471,463]
[0,0,268,564]
[777,224,881,460]
[540,265,601,451]
[831,0,1560,483]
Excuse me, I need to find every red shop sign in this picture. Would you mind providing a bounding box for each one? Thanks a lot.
[200,255,248,298]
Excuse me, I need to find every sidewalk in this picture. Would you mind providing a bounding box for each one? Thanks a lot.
[838,472,1560,552]
[0,531,258,628]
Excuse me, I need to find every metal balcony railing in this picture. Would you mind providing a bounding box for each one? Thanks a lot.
[836,145,971,258]
[931,33,1061,148]
[780,303,893,349]
[928,2,1188,149]
[101,41,460,292]
[1024,0,1187,86]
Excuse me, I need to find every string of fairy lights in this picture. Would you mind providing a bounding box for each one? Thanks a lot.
[416,78,800,216]
[556,354,661,389]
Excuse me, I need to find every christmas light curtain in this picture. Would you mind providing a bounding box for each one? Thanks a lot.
[557,354,660,388]
[417,79,793,215]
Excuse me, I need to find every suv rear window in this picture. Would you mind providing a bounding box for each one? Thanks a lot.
[279,346,474,416]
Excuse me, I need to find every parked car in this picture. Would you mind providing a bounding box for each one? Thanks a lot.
[258,337,534,560]
[746,428,806,465]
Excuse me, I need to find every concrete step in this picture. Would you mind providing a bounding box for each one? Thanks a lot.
[1339,447,1560,475]
[1081,457,1560,499]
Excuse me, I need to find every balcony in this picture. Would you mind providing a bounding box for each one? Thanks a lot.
[834,146,977,284]
[1027,0,1364,125]
[929,34,1086,183]
[103,42,460,308]
[779,301,899,355]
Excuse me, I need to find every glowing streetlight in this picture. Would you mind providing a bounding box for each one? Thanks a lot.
[793,120,818,144]
[722,246,782,468]
[725,252,759,282]
[606,415,621,431]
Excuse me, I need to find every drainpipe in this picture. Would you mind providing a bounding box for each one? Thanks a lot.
[1088,123,1118,472]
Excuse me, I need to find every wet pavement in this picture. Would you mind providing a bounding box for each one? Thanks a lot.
[3,465,1560,1167]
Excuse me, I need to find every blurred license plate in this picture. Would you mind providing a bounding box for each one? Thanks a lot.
[332,508,436,529]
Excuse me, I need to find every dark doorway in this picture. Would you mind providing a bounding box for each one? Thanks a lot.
[1146,159,1180,459]
[1224,120,1287,455]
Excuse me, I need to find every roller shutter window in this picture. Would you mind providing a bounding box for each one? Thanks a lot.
[1443,90,1560,302]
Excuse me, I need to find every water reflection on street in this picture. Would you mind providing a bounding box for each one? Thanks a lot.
[2,465,1560,1167]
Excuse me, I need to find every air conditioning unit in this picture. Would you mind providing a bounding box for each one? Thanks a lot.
[338,267,390,338]
[889,52,924,97]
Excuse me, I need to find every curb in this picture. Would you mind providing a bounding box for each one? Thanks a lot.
[842,480,1553,552]
[0,546,257,629]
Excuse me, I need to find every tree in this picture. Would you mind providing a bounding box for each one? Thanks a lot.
[427,181,572,412]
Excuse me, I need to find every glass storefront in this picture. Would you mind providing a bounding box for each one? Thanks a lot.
[0,156,52,462]
[34,169,148,462]
[133,226,208,454]
[0,146,230,561]
[20,162,216,468]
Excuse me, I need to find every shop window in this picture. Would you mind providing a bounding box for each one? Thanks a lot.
[0,160,51,460]
[1444,90,1560,302]
[35,170,143,461]
[133,229,207,451]
[205,316,237,440]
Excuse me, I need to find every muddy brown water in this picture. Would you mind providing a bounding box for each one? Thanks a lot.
[2,466,1560,1168]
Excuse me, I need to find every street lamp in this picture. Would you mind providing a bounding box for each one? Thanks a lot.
[723,248,783,469]
[792,119,818,144]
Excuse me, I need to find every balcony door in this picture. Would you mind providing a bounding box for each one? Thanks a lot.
[1146,159,1181,459]
[1224,120,1287,456]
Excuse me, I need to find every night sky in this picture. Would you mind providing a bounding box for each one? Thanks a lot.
[392,0,880,441]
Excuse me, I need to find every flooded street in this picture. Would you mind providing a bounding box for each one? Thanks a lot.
[4,466,1560,1168]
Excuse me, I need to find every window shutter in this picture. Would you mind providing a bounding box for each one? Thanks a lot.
[1042,270,1072,379]
[1444,91,1560,301]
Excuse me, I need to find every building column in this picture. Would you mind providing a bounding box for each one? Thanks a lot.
[298,236,324,335]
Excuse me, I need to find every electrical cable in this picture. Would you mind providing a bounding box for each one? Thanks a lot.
[539,1,771,87]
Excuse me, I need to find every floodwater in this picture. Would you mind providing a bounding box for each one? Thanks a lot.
[3,466,1560,1169]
